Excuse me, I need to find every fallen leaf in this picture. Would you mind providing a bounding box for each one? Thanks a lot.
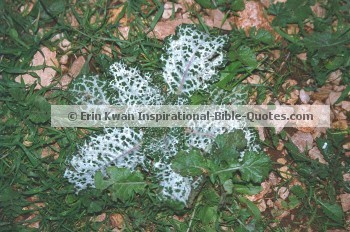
[271,50,281,59]
[326,91,342,105]
[66,12,79,27]
[51,33,64,42]
[108,5,133,26]
[310,3,326,18]
[308,146,328,164]
[290,214,295,221]
[297,127,315,133]
[276,140,284,151]
[269,172,281,186]
[163,2,182,20]
[333,85,346,92]
[59,55,69,65]
[340,101,350,111]
[343,173,350,182]
[279,166,292,179]
[312,87,332,101]
[283,89,299,104]
[296,53,307,61]
[259,0,271,7]
[277,187,289,200]
[59,74,72,90]
[286,24,299,34]
[299,89,310,103]
[275,209,290,220]
[335,110,347,120]
[277,158,287,165]
[20,2,34,15]
[332,120,348,130]
[15,47,59,89]
[102,45,114,57]
[343,142,350,150]
[257,199,267,212]
[118,26,130,39]
[290,131,314,152]
[108,6,124,24]
[150,19,194,40]
[58,39,71,52]
[110,213,124,229]
[231,1,273,34]
[339,194,350,212]
[92,213,106,222]
[280,80,299,104]
[178,0,201,11]
[312,127,327,139]
[69,56,85,78]
[41,143,60,159]
[205,9,232,30]
[266,199,274,208]
[58,56,86,89]
[182,12,191,19]
[247,75,262,84]
[327,69,342,85]
[282,79,298,90]
[25,214,40,229]
[173,215,186,222]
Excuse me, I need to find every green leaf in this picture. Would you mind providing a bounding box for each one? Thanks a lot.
[238,152,271,183]
[212,130,247,166]
[325,56,344,70]
[290,185,305,199]
[195,0,215,9]
[8,28,19,39]
[287,195,300,209]
[172,150,212,176]
[95,167,146,202]
[197,205,218,225]
[8,83,26,101]
[318,201,344,224]
[214,151,271,183]
[216,61,242,90]
[39,0,66,17]
[231,0,245,11]
[87,201,104,213]
[223,180,233,194]
[238,196,261,220]
[315,137,335,163]
[237,45,258,68]
[95,171,113,190]
[254,29,274,44]
[233,184,262,195]
[285,142,309,161]
[269,0,312,27]
[28,95,51,123]
[215,130,247,154]
[190,92,210,105]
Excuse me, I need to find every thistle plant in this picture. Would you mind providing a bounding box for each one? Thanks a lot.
[64,25,271,205]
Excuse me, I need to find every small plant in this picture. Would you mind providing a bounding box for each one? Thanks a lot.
[63,25,272,230]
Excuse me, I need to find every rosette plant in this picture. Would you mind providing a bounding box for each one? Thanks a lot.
[64,25,271,207]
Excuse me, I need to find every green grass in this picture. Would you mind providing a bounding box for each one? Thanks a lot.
[1,0,349,231]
